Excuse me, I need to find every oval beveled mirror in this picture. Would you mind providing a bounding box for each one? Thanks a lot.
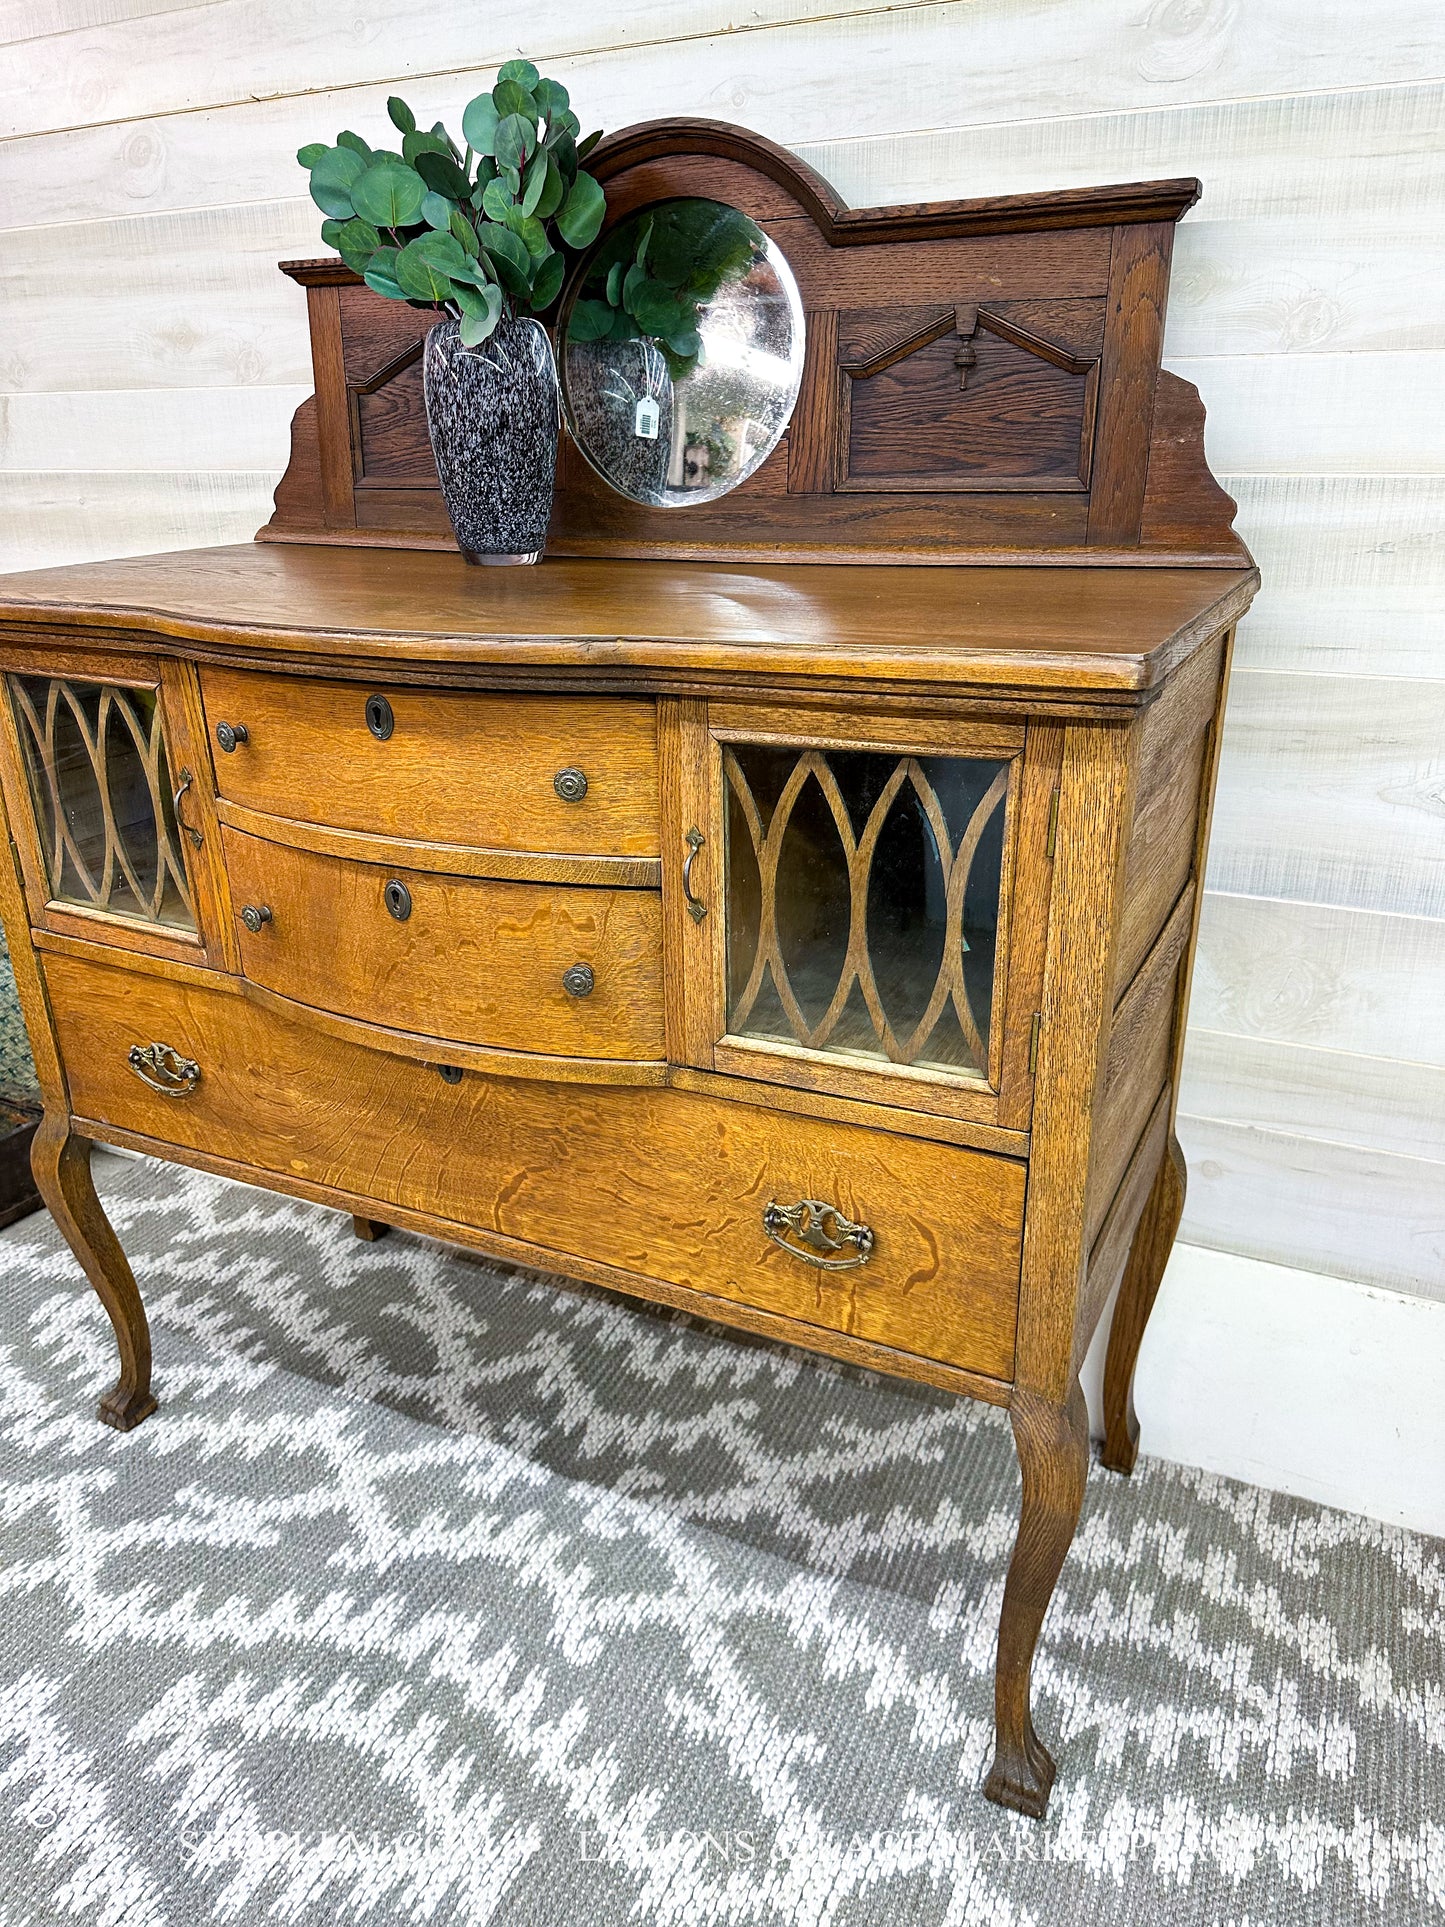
[560,198,805,508]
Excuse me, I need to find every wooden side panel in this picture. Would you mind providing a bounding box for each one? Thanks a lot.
[199,666,660,857]
[45,948,1026,1383]
[222,828,666,1061]
[1113,633,1222,996]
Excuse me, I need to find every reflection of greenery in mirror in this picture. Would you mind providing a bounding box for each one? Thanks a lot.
[567,200,761,380]
[561,198,806,510]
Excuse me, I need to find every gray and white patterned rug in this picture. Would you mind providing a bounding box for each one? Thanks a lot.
[1,1152,1440,1927]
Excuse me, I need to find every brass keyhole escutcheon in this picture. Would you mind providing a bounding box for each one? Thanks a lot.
[366,694,395,741]
[240,904,272,934]
[384,879,412,921]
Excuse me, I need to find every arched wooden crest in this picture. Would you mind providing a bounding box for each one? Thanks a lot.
[262,118,1245,567]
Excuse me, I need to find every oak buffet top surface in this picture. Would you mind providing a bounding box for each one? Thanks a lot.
[0,542,1257,700]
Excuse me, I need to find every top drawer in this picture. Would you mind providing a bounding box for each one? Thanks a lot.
[199,668,658,856]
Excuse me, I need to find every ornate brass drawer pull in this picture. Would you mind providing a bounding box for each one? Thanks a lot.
[682,826,707,923]
[562,962,595,998]
[554,766,588,802]
[215,720,248,753]
[128,1042,201,1098]
[763,1199,875,1270]
[240,903,273,933]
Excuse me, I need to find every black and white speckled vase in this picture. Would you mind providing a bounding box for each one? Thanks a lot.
[422,314,558,565]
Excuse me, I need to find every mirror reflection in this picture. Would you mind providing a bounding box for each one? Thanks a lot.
[561,198,805,507]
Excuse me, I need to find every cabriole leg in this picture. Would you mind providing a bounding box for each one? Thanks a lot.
[983,1378,1089,1818]
[1100,1132,1186,1474]
[31,1116,156,1431]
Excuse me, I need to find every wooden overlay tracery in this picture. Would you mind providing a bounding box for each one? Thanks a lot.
[8,676,195,929]
[724,746,1009,1078]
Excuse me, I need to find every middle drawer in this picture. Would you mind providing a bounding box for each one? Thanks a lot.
[223,828,665,1061]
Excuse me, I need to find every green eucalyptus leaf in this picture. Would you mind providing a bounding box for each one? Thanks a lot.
[491,78,536,122]
[350,159,428,228]
[667,328,702,360]
[297,142,328,168]
[622,260,646,312]
[475,221,532,294]
[461,93,499,155]
[459,282,504,347]
[528,248,566,312]
[635,216,653,271]
[496,57,540,89]
[576,129,603,162]
[520,147,548,218]
[609,306,639,342]
[432,120,464,162]
[449,209,481,257]
[481,177,514,223]
[363,248,404,300]
[507,207,548,258]
[567,298,614,342]
[535,155,565,220]
[555,170,604,249]
[493,112,534,171]
[308,145,367,218]
[320,217,346,249]
[532,76,569,123]
[387,96,416,134]
[413,149,472,202]
[549,131,577,187]
[421,191,454,229]
[394,236,459,302]
[411,228,470,276]
[502,164,521,196]
[336,130,371,157]
[605,261,623,307]
[402,129,449,164]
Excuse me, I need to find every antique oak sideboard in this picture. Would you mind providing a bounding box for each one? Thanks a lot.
[0,122,1255,1818]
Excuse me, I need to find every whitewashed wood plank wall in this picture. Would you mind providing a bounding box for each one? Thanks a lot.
[1,0,1442,1304]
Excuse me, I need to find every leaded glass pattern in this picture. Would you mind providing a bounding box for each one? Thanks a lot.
[724,743,1008,1081]
[9,676,195,931]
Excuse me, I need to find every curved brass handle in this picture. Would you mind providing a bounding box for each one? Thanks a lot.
[240,904,273,934]
[682,826,707,924]
[763,1199,875,1271]
[128,1041,201,1098]
[172,768,203,848]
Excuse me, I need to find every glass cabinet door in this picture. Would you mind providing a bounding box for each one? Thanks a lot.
[7,674,197,932]
[723,741,1008,1082]
[675,706,1050,1126]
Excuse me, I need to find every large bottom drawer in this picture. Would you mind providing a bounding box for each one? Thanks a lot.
[45,951,1024,1382]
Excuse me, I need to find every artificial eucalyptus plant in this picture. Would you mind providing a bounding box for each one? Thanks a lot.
[297,60,605,346]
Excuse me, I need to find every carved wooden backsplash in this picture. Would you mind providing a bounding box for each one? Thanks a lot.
[263,118,1245,567]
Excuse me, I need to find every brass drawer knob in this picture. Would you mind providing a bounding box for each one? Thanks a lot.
[562,962,594,998]
[763,1199,875,1271]
[384,878,412,921]
[554,766,588,803]
[128,1042,201,1098]
[215,720,248,753]
[366,693,395,741]
[240,903,272,934]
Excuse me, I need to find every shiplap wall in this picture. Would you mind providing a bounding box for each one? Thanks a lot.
[2,1,1442,1305]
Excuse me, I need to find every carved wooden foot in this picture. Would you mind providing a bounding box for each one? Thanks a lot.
[31,1117,156,1431]
[1100,1132,1186,1474]
[351,1215,391,1242]
[983,1379,1089,1818]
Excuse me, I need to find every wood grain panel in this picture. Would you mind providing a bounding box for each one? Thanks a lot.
[199,666,660,855]
[43,947,1026,1380]
[222,828,665,1061]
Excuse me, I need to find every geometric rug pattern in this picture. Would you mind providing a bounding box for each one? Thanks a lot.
[1,1153,1440,1926]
